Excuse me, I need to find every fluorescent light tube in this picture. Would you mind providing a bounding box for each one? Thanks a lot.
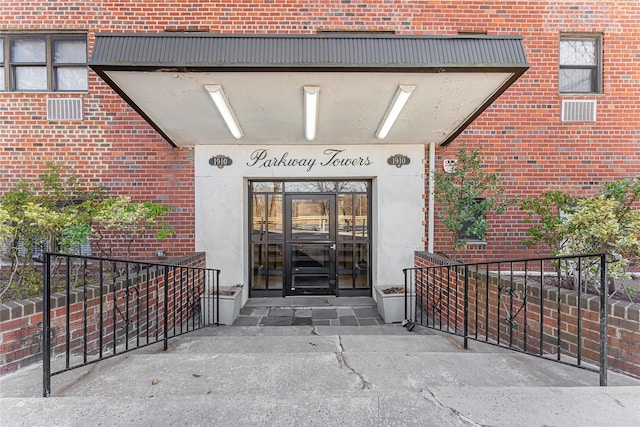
[304,86,319,141]
[205,84,243,139]
[376,85,415,140]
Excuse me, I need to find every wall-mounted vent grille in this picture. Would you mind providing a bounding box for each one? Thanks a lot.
[46,98,83,121]
[561,100,596,122]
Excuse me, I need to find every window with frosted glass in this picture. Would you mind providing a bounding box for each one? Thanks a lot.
[2,34,87,92]
[12,38,47,91]
[0,38,4,91]
[53,39,88,91]
[559,35,601,94]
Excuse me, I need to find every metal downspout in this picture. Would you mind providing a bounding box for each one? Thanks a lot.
[428,142,435,253]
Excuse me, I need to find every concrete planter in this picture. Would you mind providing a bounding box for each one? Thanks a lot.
[375,286,415,324]
[201,286,243,325]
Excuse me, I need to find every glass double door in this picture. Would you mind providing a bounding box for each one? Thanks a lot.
[285,195,336,295]
[249,180,371,298]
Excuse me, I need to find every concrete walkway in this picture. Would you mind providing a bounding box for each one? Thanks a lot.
[1,297,639,426]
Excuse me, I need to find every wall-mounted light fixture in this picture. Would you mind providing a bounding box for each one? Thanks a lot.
[205,84,243,139]
[304,86,320,141]
[376,85,415,140]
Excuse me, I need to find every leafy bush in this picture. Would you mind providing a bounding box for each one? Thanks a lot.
[0,163,174,302]
[520,178,640,300]
[434,144,512,254]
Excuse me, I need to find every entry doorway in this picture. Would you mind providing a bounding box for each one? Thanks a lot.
[249,181,371,297]
[285,194,336,295]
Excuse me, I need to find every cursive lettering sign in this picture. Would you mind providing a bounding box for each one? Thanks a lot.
[246,148,372,172]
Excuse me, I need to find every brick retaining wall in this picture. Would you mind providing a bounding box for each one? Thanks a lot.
[0,252,206,376]
[415,252,640,378]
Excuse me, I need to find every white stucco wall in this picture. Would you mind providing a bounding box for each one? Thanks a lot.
[194,144,424,299]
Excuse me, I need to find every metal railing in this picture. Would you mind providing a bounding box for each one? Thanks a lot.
[42,252,220,397]
[404,253,610,386]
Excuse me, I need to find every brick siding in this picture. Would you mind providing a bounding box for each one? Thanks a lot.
[1,2,638,260]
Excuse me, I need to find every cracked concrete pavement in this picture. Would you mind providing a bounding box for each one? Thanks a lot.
[1,326,640,426]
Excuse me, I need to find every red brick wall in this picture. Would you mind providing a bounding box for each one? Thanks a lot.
[1,1,638,262]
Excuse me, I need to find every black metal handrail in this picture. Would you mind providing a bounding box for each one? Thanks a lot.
[404,253,610,386]
[42,252,221,397]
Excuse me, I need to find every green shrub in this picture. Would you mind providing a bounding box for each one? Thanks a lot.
[0,163,174,302]
[520,177,640,299]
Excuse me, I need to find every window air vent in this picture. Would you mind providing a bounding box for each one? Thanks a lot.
[46,98,83,121]
[561,100,596,122]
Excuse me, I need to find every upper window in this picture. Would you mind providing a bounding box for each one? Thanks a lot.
[1,34,88,92]
[559,34,602,94]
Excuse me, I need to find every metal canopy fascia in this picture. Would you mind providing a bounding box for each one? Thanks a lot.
[89,33,529,147]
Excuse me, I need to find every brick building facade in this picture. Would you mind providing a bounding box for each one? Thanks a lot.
[2,1,639,297]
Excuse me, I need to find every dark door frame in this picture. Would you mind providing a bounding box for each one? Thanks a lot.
[248,180,372,298]
[284,194,337,296]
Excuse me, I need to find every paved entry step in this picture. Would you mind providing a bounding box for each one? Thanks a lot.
[235,296,385,326]
[2,321,640,426]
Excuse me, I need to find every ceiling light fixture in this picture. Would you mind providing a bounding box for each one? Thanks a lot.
[304,86,320,141]
[205,84,243,139]
[376,85,415,140]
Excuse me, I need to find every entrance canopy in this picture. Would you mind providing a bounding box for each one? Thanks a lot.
[89,33,528,147]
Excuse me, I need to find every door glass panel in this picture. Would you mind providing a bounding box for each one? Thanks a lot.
[338,181,368,192]
[267,194,283,240]
[252,194,266,242]
[338,194,353,239]
[338,243,370,289]
[291,198,330,240]
[251,243,267,289]
[338,275,353,288]
[291,243,330,289]
[267,243,283,289]
[338,243,354,289]
[355,243,369,288]
[252,181,282,193]
[292,244,330,271]
[252,243,283,290]
[285,181,342,192]
[354,194,369,239]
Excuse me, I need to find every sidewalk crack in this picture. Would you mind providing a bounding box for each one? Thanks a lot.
[420,387,486,427]
[335,335,371,390]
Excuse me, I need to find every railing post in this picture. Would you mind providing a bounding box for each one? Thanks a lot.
[216,270,220,326]
[463,265,469,350]
[163,266,170,351]
[403,269,408,321]
[42,253,51,397]
[599,254,608,386]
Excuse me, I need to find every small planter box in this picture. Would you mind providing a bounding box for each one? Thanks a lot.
[201,286,243,325]
[375,286,415,324]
